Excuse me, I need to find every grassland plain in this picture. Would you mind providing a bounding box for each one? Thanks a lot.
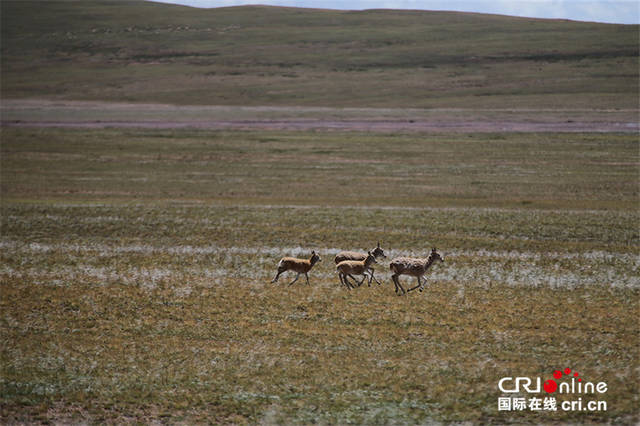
[1,1,639,423]
[1,1,638,109]
[1,127,638,424]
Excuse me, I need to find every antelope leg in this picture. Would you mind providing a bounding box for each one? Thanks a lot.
[339,273,351,289]
[345,274,360,288]
[392,275,400,293]
[342,273,355,289]
[393,275,406,295]
[407,276,423,293]
[368,269,382,286]
[348,273,365,287]
[288,273,301,286]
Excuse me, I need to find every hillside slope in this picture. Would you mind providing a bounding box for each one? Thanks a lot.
[1,0,638,108]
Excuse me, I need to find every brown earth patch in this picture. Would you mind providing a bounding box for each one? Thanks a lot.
[3,118,638,133]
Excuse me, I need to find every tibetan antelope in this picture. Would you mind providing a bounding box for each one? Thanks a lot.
[336,251,377,290]
[334,241,387,286]
[271,251,322,286]
[389,248,444,295]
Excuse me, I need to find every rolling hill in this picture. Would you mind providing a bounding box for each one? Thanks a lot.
[1,0,638,109]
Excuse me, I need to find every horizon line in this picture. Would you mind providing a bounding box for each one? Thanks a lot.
[148,0,640,25]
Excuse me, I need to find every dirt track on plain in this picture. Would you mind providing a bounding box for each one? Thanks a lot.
[3,119,637,133]
[2,100,637,133]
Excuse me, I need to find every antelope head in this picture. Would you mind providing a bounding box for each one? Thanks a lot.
[364,250,378,266]
[310,250,322,265]
[372,241,387,259]
[430,247,444,263]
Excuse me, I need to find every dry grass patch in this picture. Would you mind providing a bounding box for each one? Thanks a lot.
[1,125,637,423]
[1,276,637,424]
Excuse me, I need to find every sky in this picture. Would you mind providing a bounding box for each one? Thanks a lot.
[153,0,639,24]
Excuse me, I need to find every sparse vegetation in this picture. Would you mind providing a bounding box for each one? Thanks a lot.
[1,128,638,423]
[1,0,638,423]
[1,1,638,108]
[2,128,637,210]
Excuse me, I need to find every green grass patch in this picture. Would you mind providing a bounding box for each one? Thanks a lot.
[2,128,637,210]
[1,1,638,109]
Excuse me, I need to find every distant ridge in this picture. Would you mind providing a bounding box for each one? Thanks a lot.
[1,0,638,108]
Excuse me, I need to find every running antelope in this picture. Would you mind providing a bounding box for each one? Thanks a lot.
[271,251,322,286]
[336,251,377,289]
[334,241,387,286]
[389,248,444,295]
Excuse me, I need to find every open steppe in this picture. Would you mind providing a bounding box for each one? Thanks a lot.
[2,127,638,423]
[1,1,638,424]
